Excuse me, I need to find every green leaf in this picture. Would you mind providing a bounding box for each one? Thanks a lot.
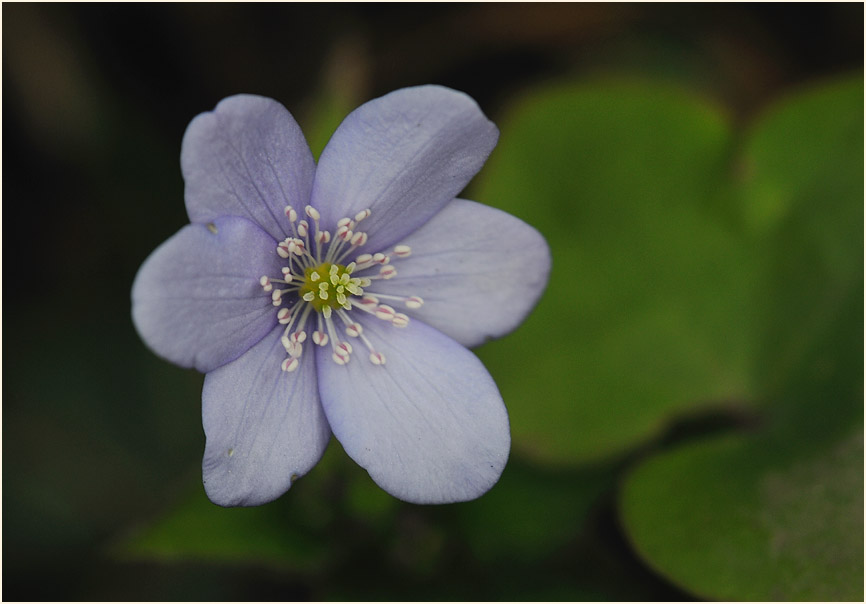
[474,81,758,464]
[619,76,864,601]
[455,458,617,563]
[115,488,329,571]
[112,442,360,570]
[621,428,863,601]
[743,77,864,398]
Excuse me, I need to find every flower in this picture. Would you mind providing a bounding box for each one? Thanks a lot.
[131,86,550,506]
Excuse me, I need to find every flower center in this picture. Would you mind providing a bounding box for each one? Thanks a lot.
[298,262,365,313]
[259,204,424,372]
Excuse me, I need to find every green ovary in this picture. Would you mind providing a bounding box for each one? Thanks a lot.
[299,262,364,312]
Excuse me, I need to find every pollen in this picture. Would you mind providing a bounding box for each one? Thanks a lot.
[299,262,366,312]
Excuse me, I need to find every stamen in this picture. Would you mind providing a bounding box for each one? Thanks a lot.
[375,304,396,321]
[378,265,397,279]
[263,205,421,369]
[359,292,424,309]
[336,225,353,241]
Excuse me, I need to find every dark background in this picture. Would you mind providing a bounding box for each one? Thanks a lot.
[3,3,862,600]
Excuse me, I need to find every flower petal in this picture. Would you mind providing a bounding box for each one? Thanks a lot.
[368,198,551,348]
[131,216,280,373]
[316,318,510,504]
[202,327,330,506]
[310,85,498,251]
[182,94,315,241]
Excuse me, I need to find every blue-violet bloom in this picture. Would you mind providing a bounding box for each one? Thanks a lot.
[132,86,550,506]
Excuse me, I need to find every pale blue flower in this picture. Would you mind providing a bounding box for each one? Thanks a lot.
[132,86,550,506]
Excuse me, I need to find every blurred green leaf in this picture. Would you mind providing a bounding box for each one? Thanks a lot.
[475,81,758,464]
[619,76,863,601]
[116,489,329,571]
[621,428,863,601]
[455,458,617,563]
[113,441,362,570]
[620,289,863,600]
[742,77,864,399]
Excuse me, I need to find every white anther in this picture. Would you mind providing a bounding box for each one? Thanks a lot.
[336,226,353,241]
[284,205,297,222]
[281,335,292,350]
[281,357,299,372]
[277,243,290,258]
[337,341,353,356]
[271,290,283,302]
[392,313,410,327]
[355,209,371,222]
[337,217,352,229]
[406,296,424,309]
[376,305,396,321]
[260,276,273,292]
[281,267,293,282]
[345,323,363,337]
[312,331,329,346]
[289,341,303,358]
[318,231,331,244]
[369,351,386,365]
[351,231,367,246]
[356,253,373,265]
[361,295,379,306]
[393,245,411,258]
[379,265,397,279]
[305,205,320,221]
[297,220,308,237]
[372,253,386,264]
[291,238,306,254]
[277,308,291,324]
[291,331,307,343]
[332,351,348,365]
